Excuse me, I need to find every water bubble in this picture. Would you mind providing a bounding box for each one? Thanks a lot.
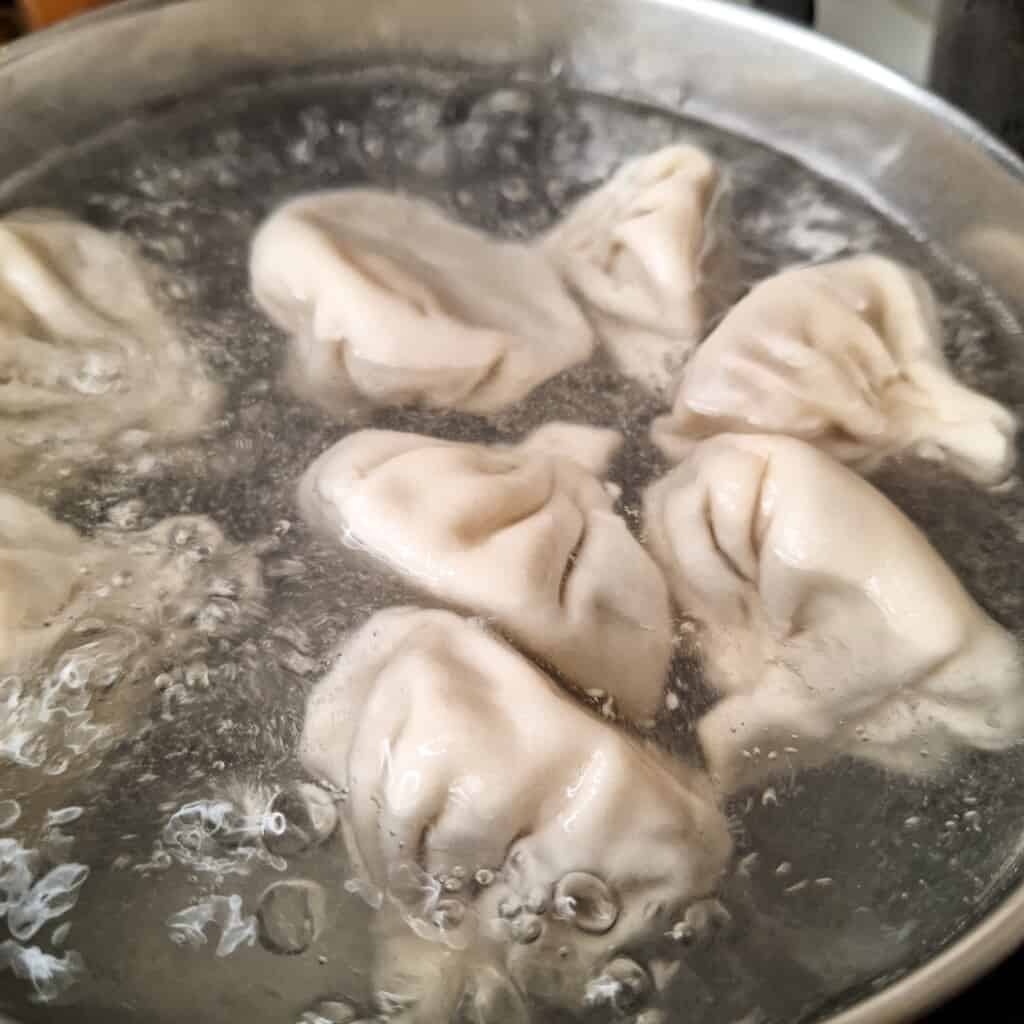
[510,915,542,944]
[45,807,83,828]
[431,898,465,930]
[499,177,530,203]
[524,887,549,914]
[257,880,326,955]
[167,893,256,957]
[7,862,90,942]
[474,869,495,887]
[343,878,383,910]
[585,957,651,1013]
[299,999,358,1024]
[265,783,338,857]
[0,800,20,830]
[0,939,85,1003]
[70,351,122,396]
[0,676,23,706]
[497,895,522,919]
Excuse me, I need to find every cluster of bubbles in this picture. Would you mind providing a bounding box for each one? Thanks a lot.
[167,893,257,957]
[137,796,287,878]
[0,812,88,1003]
[0,662,113,777]
[159,782,341,964]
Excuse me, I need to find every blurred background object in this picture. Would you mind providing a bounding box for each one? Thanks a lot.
[749,0,1022,156]
[13,0,109,31]
[749,0,940,83]
[0,0,18,41]
[930,0,1024,156]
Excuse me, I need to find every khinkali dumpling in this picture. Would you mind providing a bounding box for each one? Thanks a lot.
[643,434,1024,791]
[1,492,264,777]
[249,190,594,415]
[301,606,730,1019]
[652,256,1018,486]
[298,424,672,719]
[543,144,727,395]
[0,491,84,672]
[0,211,222,482]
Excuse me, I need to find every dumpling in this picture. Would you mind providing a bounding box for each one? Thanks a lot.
[0,492,265,777]
[642,434,1024,792]
[297,423,673,720]
[301,607,730,1019]
[651,256,1018,486]
[0,491,85,672]
[543,144,727,395]
[249,190,594,415]
[0,211,222,482]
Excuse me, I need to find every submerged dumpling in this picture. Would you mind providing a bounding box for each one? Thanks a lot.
[543,144,727,395]
[0,211,222,481]
[0,491,85,672]
[298,423,673,720]
[301,607,730,1020]
[643,434,1024,791]
[249,190,594,415]
[652,256,1018,486]
[1,492,265,777]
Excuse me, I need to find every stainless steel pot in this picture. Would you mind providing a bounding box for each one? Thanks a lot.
[1,2,1024,1022]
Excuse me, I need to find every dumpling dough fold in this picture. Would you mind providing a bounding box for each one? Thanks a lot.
[652,256,1018,486]
[249,190,594,414]
[298,423,673,720]
[301,606,730,1018]
[643,434,1024,791]
[0,210,222,478]
[543,144,727,395]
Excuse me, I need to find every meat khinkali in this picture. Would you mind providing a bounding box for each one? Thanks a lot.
[652,256,1018,486]
[543,144,728,396]
[0,211,222,483]
[301,606,730,1020]
[249,190,594,415]
[0,491,84,673]
[298,423,672,720]
[1,492,264,778]
[643,434,1024,791]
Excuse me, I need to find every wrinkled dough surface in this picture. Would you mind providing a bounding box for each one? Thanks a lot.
[0,492,265,775]
[250,190,594,415]
[544,144,726,396]
[643,434,1024,791]
[652,256,1018,486]
[298,424,673,720]
[301,607,730,1017]
[0,211,222,480]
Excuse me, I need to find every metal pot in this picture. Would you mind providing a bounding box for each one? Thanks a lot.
[1,2,1023,1022]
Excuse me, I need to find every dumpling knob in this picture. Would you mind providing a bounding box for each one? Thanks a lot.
[553,871,619,934]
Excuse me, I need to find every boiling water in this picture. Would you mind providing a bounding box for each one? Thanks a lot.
[2,65,1024,1024]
